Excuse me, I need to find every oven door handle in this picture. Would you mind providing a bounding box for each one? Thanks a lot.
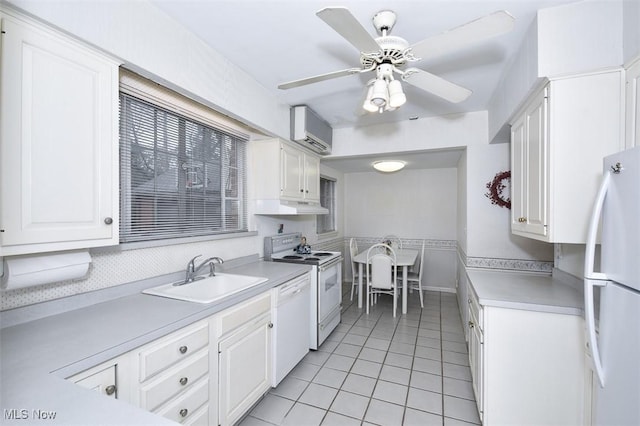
[320,256,343,272]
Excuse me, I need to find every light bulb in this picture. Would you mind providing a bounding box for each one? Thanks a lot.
[388,80,406,108]
[362,85,378,113]
[370,79,388,107]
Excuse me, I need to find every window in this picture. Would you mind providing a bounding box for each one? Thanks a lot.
[317,176,336,234]
[119,88,248,243]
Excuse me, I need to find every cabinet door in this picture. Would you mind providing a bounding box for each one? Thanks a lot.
[0,14,119,256]
[303,154,321,202]
[72,365,118,399]
[280,142,304,200]
[218,315,271,426]
[510,115,526,232]
[626,58,640,149]
[523,88,548,236]
[468,312,483,420]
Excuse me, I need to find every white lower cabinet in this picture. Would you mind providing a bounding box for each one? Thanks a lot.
[467,282,587,425]
[217,292,272,426]
[67,289,275,425]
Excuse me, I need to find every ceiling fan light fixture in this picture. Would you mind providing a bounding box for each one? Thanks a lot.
[362,85,379,113]
[370,78,388,107]
[388,80,406,108]
[373,160,406,173]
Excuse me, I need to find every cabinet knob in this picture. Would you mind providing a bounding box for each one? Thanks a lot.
[179,377,188,386]
[179,345,188,354]
[268,322,274,329]
[300,189,304,193]
[468,320,475,329]
[179,408,188,418]
[518,217,527,223]
[105,384,116,396]
[104,217,113,225]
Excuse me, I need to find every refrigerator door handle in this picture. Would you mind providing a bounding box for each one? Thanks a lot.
[584,170,612,388]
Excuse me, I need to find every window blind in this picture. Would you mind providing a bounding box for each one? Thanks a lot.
[119,93,248,243]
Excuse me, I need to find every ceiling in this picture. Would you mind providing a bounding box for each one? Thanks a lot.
[150,0,577,172]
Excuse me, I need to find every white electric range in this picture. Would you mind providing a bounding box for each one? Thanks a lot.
[264,233,343,350]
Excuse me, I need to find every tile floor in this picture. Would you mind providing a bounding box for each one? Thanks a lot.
[240,284,481,426]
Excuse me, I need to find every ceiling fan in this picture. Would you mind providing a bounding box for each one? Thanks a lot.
[278,7,515,113]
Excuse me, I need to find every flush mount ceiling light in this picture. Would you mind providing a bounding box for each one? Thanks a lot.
[373,160,406,173]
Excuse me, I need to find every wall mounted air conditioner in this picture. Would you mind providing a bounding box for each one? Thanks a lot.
[290,105,333,155]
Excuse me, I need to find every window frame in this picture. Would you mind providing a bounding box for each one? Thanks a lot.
[118,70,250,246]
[316,175,337,235]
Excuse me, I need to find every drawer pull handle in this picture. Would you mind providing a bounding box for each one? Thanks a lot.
[179,408,188,418]
[179,345,188,354]
[179,377,188,386]
[105,385,116,396]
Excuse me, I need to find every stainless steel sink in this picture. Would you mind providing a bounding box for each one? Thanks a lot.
[142,273,268,304]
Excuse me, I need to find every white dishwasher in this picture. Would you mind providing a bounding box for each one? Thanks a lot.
[271,273,311,387]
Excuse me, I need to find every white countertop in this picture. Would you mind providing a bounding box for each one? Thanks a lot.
[466,269,584,316]
[0,259,312,425]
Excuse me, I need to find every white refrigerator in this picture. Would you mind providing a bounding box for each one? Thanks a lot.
[584,146,640,426]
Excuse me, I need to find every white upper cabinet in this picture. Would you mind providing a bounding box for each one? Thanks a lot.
[251,138,322,206]
[0,10,120,256]
[510,70,624,243]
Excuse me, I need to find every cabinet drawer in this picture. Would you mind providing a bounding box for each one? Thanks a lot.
[140,321,209,381]
[219,292,271,336]
[468,287,483,331]
[183,404,209,426]
[140,349,209,411]
[154,377,209,424]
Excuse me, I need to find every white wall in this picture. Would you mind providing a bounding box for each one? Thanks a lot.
[537,1,623,77]
[344,168,457,240]
[457,150,468,255]
[488,0,625,143]
[624,0,640,64]
[343,168,458,291]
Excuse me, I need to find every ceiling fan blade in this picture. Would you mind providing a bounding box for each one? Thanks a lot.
[316,7,380,53]
[278,68,361,90]
[402,68,472,103]
[410,10,515,62]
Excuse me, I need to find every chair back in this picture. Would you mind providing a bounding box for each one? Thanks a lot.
[366,244,397,290]
[415,239,426,278]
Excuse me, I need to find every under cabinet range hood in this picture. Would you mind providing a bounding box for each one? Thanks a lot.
[254,200,329,215]
[291,105,332,155]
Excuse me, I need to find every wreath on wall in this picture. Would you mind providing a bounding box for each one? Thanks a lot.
[485,170,511,209]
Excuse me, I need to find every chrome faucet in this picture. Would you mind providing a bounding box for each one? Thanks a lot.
[180,255,224,285]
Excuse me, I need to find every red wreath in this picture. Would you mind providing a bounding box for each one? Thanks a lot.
[485,171,511,209]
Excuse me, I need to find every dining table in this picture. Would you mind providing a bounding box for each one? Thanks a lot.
[352,248,419,315]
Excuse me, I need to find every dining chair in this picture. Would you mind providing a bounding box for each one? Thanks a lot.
[349,238,360,301]
[406,239,425,308]
[382,234,402,250]
[366,243,398,317]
